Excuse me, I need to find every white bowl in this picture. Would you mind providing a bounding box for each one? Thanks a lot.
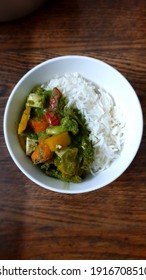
[3,55,143,194]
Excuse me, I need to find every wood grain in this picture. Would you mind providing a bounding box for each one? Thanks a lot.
[0,0,146,260]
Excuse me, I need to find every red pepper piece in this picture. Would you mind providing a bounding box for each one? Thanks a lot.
[49,87,61,111]
[45,109,60,126]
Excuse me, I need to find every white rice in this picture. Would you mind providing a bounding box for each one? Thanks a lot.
[43,73,126,173]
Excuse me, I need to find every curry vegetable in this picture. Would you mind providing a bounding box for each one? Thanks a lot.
[18,86,94,183]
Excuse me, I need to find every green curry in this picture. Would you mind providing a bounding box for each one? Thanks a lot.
[18,86,94,183]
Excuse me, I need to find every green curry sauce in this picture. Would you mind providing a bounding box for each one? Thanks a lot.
[18,85,94,183]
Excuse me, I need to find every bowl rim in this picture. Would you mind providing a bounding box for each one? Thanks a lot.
[3,55,144,194]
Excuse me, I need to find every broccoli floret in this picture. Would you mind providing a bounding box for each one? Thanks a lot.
[46,116,79,135]
[61,117,79,135]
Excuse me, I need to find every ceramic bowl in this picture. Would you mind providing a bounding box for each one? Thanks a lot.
[3,56,143,193]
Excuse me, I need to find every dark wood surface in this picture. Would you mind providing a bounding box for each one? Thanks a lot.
[0,0,146,260]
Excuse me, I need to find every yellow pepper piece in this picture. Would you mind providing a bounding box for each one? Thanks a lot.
[18,107,31,135]
[46,132,71,152]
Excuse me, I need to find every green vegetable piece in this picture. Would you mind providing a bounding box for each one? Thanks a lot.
[61,117,79,135]
[46,116,79,135]
[46,125,65,135]
[59,147,79,178]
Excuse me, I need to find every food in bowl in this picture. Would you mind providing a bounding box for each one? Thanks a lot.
[4,55,143,193]
[17,73,126,183]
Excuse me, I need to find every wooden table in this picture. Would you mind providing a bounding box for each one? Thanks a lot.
[0,0,146,260]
